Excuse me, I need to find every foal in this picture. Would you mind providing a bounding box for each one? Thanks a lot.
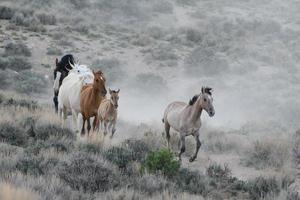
[98,89,119,138]
[162,87,215,162]
[80,70,107,135]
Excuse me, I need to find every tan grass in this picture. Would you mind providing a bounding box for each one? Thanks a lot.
[0,182,41,200]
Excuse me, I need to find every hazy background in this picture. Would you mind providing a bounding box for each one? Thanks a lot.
[0,0,299,130]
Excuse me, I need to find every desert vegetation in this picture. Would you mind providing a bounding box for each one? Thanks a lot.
[0,0,299,199]
[0,94,299,199]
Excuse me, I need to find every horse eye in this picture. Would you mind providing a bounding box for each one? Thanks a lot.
[204,98,207,102]
[77,70,80,73]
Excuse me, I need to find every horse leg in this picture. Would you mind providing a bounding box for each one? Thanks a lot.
[71,110,78,133]
[81,117,86,136]
[87,118,91,134]
[62,106,67,128]
[164,121,171,149]
[178,134,186,161]
[189,133,201,162]
[53,92,58,114]
[92,115,98,132]
[103,120,108,136]
[110,121,116,138]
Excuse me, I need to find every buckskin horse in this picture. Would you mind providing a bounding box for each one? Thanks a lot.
[162,87,215,162]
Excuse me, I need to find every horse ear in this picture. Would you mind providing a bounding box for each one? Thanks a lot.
[55,58,58,66]
[117,89,120,93]
[109,88,112,94]
[201,87,204,94]
[92,70,95,75]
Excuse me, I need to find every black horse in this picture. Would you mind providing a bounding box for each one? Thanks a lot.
[53,54,75,113]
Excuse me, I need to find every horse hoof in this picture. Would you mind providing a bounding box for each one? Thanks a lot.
[189,157,196,162]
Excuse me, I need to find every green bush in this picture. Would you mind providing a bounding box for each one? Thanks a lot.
[143,149,180,178]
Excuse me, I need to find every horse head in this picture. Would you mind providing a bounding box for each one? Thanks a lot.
[109,88,120,109]
[200,86,215,117]
[93,70,107,97]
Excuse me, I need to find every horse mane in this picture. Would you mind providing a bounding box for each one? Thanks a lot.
[189,95,199,105]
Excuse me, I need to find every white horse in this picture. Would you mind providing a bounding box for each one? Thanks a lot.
[58,62,94,132]
[162,87,215,162]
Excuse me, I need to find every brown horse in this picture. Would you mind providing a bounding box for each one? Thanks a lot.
[80,70,107,135]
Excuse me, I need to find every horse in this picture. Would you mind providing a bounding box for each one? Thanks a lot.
[97,89,120,138]
[53,54,75,113]
[80,70,107,135]
[162,87,215,162]
[57,62,94,132]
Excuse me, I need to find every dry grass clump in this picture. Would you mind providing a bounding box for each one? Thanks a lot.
[243,139,290,170]
[0,182,41,200]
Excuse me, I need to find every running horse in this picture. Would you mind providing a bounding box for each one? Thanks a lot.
[162,87,215,162]
[53,54,75,113]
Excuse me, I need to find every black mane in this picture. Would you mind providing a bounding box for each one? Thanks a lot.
[189,95,199,105]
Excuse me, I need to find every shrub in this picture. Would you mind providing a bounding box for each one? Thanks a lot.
[33,124,75,141]
[0,143,23,175]
[204,131,237,153]
[185,28,203,43]
[248,177,280,200]
[123,139,150,162]
[174,168,208,195]
[26,137,74,155]
[78,143,103,154]
[10,12,46,33]
[46,46,62,55]
[152,1,173,14]
[16,155,46,176]
[2,97,38,110]
[104,146,134,170]
[0,57,31,71]
[56,152,119,193]
[244,141,288,169]
[14,71,47,94]
[36,13,56,25]
[143,149,180,178]
[148,44,178,61]
[0,122,28,147]
[0,6,15,20]
[132,174,174,195]
[207,163,231,179]
[4,42,31,57]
